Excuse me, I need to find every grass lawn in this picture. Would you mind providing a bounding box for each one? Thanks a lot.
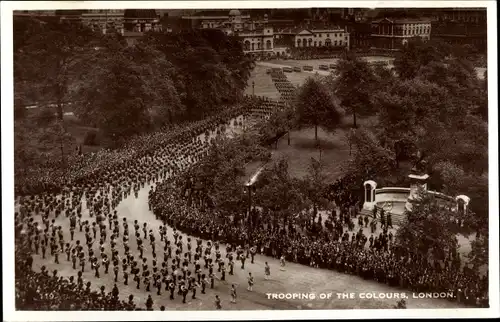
[265,115,378,182]
[63,113,102,154]
[272,126,350,181]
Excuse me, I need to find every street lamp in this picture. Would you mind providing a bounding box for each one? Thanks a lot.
[252,81,255,96]
[244,166,265,223]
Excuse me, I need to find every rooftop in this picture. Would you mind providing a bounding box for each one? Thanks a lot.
[124,9,157,19]
[372,17,432,24]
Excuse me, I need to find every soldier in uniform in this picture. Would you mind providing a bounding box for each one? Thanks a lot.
[230,284,237,304]
[92,259,100,278]
[201,274,207,294]
[190,278,198,299]
[250,245,257,264]
[220,263,226,281]
[247,272,254,291]
[279,255,286,271]
[209,272,215,289]
[264,262,271,280]
[113,263,119,282]
[215,295,222,310]
[169,281,176,300]
[228,257,235,275]
[146,294,153,310]
[181,284,188,303]
[103,254,110,274]
[240,253,246,270]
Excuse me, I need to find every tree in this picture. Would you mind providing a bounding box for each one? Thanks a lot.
[75,55,152,142]
[140,29,254,120]
[395,188,459,261]
[343,128,396,189]
[74,40,185,143]
[295,77,342,144]
[186,134,270,214]
[15,110,75,185]
[468,229,488,269]
[257,104,295,148]
[333,53,378,127]
[255,158,305,226]
[15,20,100,119]
[393,38,449,80]
[302,157,329,215]
[374,77,487,174]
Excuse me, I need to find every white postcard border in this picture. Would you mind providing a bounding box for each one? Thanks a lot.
[2,1,498,320]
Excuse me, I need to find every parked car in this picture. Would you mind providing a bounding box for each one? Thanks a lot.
[319,64,329,71]
[329,63,337,69]
[266,69,271,74]
[283,67,293,73]
[293,66,301,72]
[303,65,313,71]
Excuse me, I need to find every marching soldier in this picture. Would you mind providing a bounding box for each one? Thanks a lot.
[113,263,119,282]
[103,255,110,274]
[209,272,215,289]
[169,281,175,300]
[220,263,226,281]
[215,295,222,310]
[264,262,271,280]
[230,284,237,304]
[181,283,189,303]
[229,258,235,275]
[190,278,198,299]
[201,274,207,294]
[146,294,153,311]
[250,245,257,264]
[247,272,254,291]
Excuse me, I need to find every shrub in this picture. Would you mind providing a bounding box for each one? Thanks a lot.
[83,130,99,146]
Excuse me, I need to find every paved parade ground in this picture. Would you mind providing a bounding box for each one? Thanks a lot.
[247,58,486,97]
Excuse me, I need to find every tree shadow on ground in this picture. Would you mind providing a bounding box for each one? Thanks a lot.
[292,137,341,151]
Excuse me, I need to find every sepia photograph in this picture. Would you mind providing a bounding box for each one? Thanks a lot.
[1,1,498,320]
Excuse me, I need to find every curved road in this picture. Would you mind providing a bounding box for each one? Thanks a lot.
[27,118,467,311]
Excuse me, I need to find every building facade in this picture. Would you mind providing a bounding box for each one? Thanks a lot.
[294,27,350,48]
[14,10,56,16]
[180,9,251,30]
[238,26,275,55]
[123,9,162,33]
[430,8,487,52]
[344,22,372,50]
[81,9,125,35]
[371,18,431,50]
[123,9,162,45]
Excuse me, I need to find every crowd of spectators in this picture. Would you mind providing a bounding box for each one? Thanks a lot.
[14,96,282,310]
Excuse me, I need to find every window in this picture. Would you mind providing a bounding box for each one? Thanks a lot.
[339,40,342,46]
[334,33,337,37]
[334,40,337,46]
[314,41,317,47]
[319,41,322,46]
[327,33,329,37]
